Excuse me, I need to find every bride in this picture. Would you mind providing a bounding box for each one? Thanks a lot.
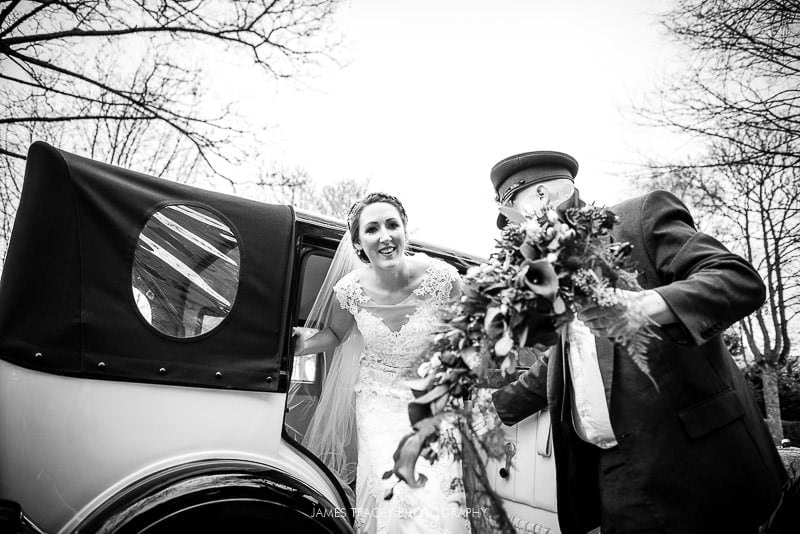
[292,192,470,533]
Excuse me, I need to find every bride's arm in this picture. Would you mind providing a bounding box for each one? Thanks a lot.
[293,304,354,356]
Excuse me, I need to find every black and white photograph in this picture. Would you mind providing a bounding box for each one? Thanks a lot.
[0,1,798,533]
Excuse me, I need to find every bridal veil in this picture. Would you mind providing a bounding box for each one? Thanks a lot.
[288,230,363,497]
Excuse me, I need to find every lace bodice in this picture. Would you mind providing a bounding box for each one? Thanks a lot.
[334,256,459,366]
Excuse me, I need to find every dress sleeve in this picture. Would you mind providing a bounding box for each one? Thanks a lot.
[333,272,359,315]
[424,258,461,306]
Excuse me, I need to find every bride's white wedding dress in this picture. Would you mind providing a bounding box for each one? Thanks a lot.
[333,256,470,534]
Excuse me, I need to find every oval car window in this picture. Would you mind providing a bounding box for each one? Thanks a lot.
[132,204,240,338]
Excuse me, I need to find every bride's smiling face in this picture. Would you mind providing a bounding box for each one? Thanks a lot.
[357,202,407,268]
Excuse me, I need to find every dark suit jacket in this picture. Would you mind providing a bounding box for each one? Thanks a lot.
[492,190,787,534]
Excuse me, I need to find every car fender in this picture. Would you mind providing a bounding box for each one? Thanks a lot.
[70,459,353,533]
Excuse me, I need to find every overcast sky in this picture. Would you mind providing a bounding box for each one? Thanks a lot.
[225,0,682,256]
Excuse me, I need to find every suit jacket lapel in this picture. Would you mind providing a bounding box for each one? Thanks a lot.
[549,338,567,422]
[595,231,616,407]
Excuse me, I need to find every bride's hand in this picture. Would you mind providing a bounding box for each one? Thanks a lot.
[292,327,307,355]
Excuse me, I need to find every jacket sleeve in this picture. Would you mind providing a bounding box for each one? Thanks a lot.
[491,355,549,426]
[640,190,766,345]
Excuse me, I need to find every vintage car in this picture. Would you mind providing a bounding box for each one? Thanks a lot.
[0,142,559,533]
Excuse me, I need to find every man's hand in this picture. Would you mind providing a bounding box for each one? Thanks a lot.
[577,289,677,337]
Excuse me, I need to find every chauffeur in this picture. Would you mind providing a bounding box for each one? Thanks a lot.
[489,151,787,534]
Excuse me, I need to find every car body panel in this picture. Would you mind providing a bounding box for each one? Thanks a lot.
[486,410,560,532]
[0,359,341,533]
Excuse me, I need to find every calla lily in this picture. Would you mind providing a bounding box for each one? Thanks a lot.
[408,383,450,425]
[519,259,559,301]
[392,414,445,488]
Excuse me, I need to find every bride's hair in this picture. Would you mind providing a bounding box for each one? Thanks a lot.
[346,192,408,262]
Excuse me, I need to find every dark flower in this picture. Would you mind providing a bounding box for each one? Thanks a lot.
[392,414,444,488]
[407,384,449,425]
[517,259,558,301]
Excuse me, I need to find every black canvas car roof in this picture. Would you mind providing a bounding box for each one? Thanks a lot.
[0,142,295,392]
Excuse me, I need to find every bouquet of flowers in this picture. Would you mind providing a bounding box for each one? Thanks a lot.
[389,201,658,531]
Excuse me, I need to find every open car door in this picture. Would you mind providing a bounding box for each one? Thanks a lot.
[486,359,561,533]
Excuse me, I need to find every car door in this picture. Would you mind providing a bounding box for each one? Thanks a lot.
[486,350,560,533]
[285,232,337,442]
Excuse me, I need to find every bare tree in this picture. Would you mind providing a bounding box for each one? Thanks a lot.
[256,164,369,220]
[639,0,800,169]
[0,0,341,257]
[303,177,371,219]
[257,165,313,207]
[635,0,800,441]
